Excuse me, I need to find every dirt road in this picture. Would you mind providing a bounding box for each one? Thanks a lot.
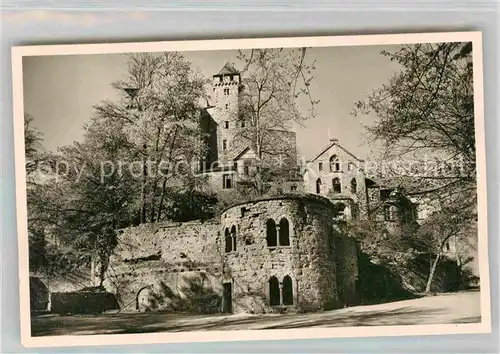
[31,290,481,337]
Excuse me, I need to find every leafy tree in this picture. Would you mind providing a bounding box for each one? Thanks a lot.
[414,199,476,292]
[26,53,216,284]
[351,42,477,292]
[93,52,209,223]
[24,114,52,273]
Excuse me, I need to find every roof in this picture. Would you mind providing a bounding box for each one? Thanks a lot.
[220,193,335,215]
[308,139,363,163]
[233,146,253,161]
[214,62,239,76]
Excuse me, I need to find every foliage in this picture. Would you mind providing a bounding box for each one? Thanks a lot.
[352,42,476,205]
[351,42,477,292]
[93,52,209,224]
[26,53,214,282]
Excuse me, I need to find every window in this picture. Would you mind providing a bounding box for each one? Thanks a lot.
[224,228,232,253]
[222,174,233,189]
[243,165,249,176]
[279,218,290,246]
[225,103,229,110]
[332,178,341,193]
[241,120,245,128]
[269,276,280,306]
[282,276,293,305]
[316,178,322,194]
[266,219,277,247]
[218,76,223,82]
[229,75,234,81]
[224,226,237,252]
[223,139,227,150]
[336,203,346,219]
[444,241,450,251]
[224,121,229,129]
[347,162,354,171]
[224,88,230,95]
[329,155,341,172]
[318,162,323,171]
[231,225,237,252]
[290,185,297,192]
[350,178,357,193]
[351,205,358,220]
[384,205,397,221]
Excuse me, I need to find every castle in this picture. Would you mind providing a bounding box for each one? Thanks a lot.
[198,62,299,194]
[102,63,424,314]
[33,63,477,315]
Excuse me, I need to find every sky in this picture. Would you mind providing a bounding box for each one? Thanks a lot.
[23,44,402,161]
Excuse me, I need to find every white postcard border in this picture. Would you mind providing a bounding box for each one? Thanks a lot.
[11,31,491,348]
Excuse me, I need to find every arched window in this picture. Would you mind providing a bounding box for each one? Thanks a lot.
[329,155,341,172]
[350,178,357,193]
[230,225,237,252]
[316,178,322,194]
[224,228,232,253]
[266,219,277,247]
[279,218,290,246]
[332,178,341,193]
[282,276,293,305]
[269,276,280,306]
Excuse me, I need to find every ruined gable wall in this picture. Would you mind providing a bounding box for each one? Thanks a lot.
[105,221,223,312]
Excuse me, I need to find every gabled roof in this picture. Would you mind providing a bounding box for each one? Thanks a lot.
[214,62,239,76]
[308,139,364,163]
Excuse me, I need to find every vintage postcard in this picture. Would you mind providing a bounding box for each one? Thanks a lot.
[12,32,490,348]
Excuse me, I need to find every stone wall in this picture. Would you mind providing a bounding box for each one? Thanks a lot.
[333,228,359,306]
[106,220,223,312]
[220,195,340,314]
[106,195,360,315]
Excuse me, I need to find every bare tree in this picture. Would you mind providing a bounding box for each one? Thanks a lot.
[232,48,319,195]
[352,42,475,206]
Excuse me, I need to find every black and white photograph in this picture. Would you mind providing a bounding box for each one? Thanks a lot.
[12,33,490,347]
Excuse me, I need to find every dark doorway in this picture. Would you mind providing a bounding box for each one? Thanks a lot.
[269,276,280,306]
[282,275,294,305]
[222,282,232,313]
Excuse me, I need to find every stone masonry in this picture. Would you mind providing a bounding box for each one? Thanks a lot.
[105,221,222,312]
[107,195,358,314]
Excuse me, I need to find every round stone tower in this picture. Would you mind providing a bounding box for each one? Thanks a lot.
[219,194,340,314]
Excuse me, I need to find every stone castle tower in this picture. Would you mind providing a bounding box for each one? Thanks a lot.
[199,62,298,192]
[200,62,243,171]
